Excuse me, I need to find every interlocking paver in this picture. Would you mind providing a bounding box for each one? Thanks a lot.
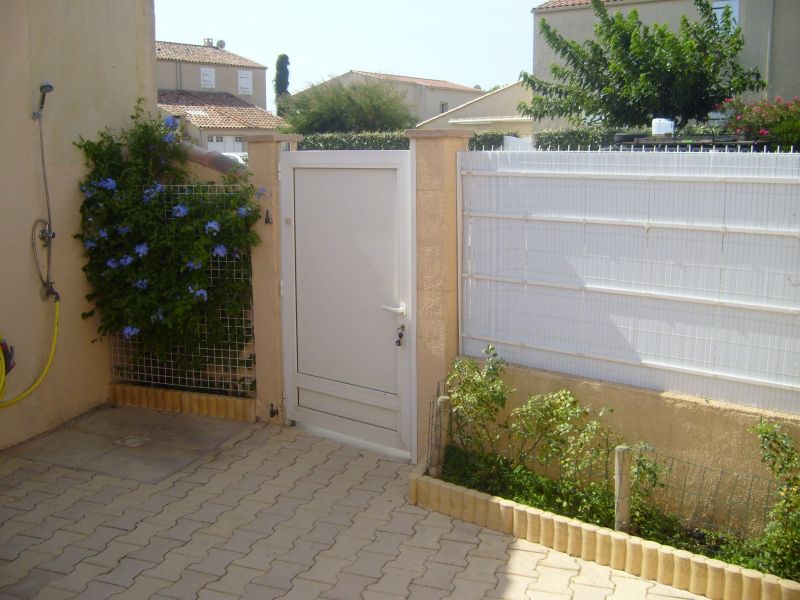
[156,570,218,599]
[95,557,155,588]
[320,572,377,599]
[0,535,43,561]
[106,574,170,600]
[489,572,538,599]
[0,413,714,600]
[250,559,307,590]
[74,580,125,599]
[205,565,264,596]
[188,548,245,577]
[0,567,62,599]
[38,546,99,575]
[240,582,285,600]
[442,579,496,600]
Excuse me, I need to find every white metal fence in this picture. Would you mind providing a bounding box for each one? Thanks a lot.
[459,150,800,414]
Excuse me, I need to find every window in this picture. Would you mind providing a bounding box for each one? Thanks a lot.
[440,102,449,113]
[238,70,253,95]
[712,0,738,24]
[200,67,216,89]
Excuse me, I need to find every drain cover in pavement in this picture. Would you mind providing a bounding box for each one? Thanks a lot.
[115,435,150,447]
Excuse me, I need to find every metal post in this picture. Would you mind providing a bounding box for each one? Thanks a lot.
[615,445,632,532]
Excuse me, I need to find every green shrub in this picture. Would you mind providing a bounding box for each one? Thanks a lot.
[74,102,261,363]
[446,346,511,456]
[532,126,618,148]
[298,131,409,150]
[469,130,520,150]
[721,96,800,149]
[720,421,800,580]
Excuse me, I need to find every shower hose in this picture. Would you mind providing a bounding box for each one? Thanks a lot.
[0,112,61,410]
[0,299,60,409]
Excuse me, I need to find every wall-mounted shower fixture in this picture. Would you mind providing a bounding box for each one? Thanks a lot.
[32,81,54,120]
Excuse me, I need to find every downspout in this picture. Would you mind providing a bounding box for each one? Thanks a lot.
[765,0,775,98]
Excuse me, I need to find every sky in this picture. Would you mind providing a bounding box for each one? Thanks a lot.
[155,0,549,112]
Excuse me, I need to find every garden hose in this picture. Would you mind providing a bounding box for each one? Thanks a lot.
[0,297,60,409]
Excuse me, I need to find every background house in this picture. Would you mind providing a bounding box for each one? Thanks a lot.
[532,0,800,108]
[156,40,285,152]
[309,70,486,123]
[416,82,533,137]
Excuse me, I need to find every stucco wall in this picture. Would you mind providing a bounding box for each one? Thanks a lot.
[156,60,268,109]
[500,363,800,480]
[533,0,799,103]
[0,0,156,450]
[417,82,533,134]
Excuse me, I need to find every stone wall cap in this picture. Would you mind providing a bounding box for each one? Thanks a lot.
[405,128,474,139]
[247,133,304,143]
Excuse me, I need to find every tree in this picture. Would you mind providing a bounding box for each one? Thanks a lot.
[519,0,765,128]
[282,80,416,134]
[274,54,290,117]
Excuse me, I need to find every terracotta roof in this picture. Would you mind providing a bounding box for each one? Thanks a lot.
[156,41,265,69]
[157,91,285,130]
[352,71,483,93]
[536,0,625,9]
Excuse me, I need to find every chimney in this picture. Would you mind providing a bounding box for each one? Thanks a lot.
[203,38,214,47]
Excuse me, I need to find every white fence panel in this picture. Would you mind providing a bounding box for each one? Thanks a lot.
[460,150,800,414]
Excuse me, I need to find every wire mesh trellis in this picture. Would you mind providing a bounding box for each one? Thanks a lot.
[111,184,256,398]
[644,448,776,539]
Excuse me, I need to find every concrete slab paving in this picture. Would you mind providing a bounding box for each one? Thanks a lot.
[0,406,708,599]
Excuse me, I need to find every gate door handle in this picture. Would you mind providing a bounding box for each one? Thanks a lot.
[380,302,407,316]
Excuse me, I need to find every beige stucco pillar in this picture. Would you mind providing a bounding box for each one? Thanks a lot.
[245,134,302,423]
[405,129,473,463]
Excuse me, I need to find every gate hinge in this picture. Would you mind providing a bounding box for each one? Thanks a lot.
[277,164,282,181]
[279,279,284,297]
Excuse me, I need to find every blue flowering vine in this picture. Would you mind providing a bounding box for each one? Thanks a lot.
[75,101,262,366]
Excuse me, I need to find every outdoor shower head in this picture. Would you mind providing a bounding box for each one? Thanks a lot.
[38,82,54,112]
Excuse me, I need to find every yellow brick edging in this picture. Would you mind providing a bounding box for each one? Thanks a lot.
[408,469,800,600]
[109,382,256,422]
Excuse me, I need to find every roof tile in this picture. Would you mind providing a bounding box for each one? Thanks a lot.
[352,71,483,93]
[157,91,285,130]
[536,0,625,9]
[156,41,265,69]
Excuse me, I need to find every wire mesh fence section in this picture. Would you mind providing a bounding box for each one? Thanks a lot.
[110,184,256,398]
[643,448,775,538]
[460,149,800,414]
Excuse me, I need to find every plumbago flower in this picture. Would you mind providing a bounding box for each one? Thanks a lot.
[76,101,262,360]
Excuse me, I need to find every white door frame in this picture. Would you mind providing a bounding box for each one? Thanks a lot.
[280,150,416,461]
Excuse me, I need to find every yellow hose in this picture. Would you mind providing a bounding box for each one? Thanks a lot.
[0,299,60,409]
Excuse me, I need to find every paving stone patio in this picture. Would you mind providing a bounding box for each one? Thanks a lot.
[0,406,707,599]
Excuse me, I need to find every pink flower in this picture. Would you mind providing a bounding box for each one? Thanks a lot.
[724,98,733,103]
[735,114,742,121]
[735,128,743,134]
[759,129,769,136]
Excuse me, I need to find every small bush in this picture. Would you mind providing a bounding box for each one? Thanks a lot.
[721,96,800,149]
[720,421,800,580]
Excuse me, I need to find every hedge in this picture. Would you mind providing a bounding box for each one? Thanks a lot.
[297,130,521,151]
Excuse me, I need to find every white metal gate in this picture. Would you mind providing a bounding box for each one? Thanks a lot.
[280,151,414,456]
